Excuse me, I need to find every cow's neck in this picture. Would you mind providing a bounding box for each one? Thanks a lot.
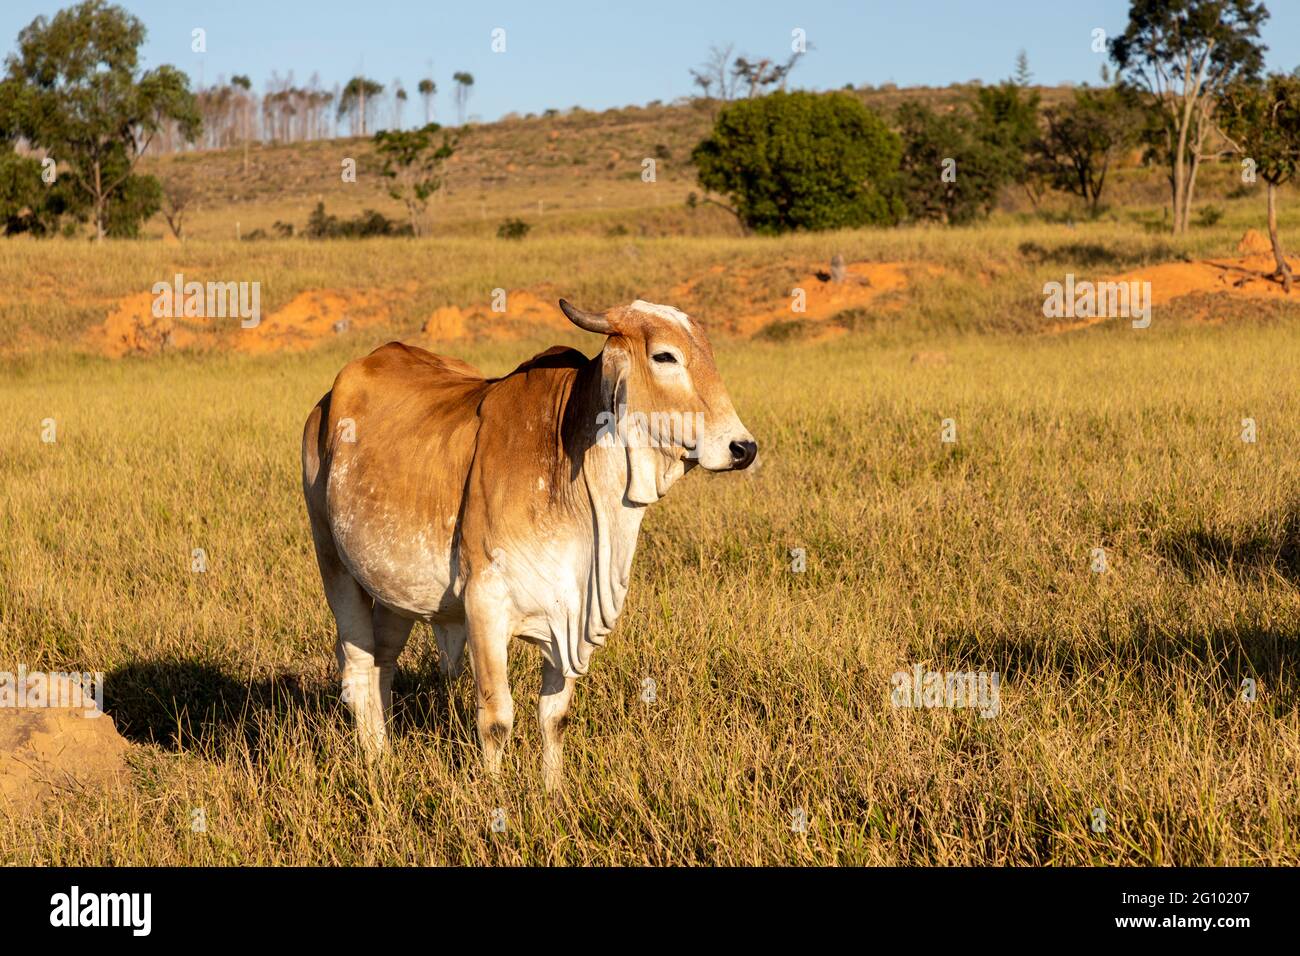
[552,359,681,676]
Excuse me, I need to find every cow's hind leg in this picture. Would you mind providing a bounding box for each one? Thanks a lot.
[325,569,385,756]
[373,604,415,727]
[539,657,576,794]
[304,396,383,757]
[434,621,467,681]
[306,498,384,755]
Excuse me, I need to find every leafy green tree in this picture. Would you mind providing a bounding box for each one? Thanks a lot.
[895,102,1013,224]
[1034,86,1141,215]
[372,122,457,236]
[972,80,1042,206]
[1220,73,1300,291]
[0,0,200,241]
[1109,0,1269,234]
[691,90,903,234]
[973,81,1041,172]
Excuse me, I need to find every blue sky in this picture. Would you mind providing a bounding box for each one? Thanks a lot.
[2,1,1299,124]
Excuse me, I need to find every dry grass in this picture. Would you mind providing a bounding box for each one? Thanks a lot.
[2,236,1299,862]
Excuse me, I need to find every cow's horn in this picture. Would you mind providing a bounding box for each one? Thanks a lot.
[559,299,612,334]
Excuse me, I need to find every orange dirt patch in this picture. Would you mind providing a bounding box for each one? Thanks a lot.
[672,260,940,336]
[84,291,205,358]
[422,288,570,342]
[1048,233,1297,334]
[84,260,944,359]
[235,289,394,354]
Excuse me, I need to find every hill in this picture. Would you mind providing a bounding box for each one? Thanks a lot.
[140,84,1099,242]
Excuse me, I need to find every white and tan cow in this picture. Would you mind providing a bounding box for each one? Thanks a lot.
[301,299,757,789]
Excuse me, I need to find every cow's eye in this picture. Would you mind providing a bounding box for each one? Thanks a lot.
[652,352,678,364]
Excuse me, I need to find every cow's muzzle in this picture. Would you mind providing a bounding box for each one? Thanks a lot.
[728,439,758,470]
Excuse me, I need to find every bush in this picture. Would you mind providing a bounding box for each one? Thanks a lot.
[304,202,409,239]
[691,90,904,234]
[1194,205,1224,227]
[496,217,531,240]
[0,151,75,236]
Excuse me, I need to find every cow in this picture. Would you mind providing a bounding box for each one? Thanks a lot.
[301,298,757,790]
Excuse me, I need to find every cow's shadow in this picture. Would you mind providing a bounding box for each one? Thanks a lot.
[1157,512,1300,585]
[103,653,477,765]
[928,618,1299,707]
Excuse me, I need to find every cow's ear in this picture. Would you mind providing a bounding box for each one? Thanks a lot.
[601,346,661,505]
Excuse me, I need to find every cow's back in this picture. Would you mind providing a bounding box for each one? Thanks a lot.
[304,342,490,619]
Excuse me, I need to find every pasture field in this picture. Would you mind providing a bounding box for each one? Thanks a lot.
[1,222,1298,864]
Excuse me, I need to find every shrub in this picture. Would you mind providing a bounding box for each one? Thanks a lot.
[0,151,75,236]
[1194,205,1224,227]
[496,217,530,240]
[691,90,904,234]
[305,202,409,239]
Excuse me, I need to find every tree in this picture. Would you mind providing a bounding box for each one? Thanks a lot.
[418,78,436,123]
[393,80,407,129]
[1219,73,1300,290]
[731,52,804,98]
[1109,0,1269,234]
[232,74,253,173]
[691,91,903,234]
[1034,86,1142,215]
[690,44,738,100]
[0,0,200,240]
[452,72,474,125]
[972,80,1042,191]
[896,103,1014,224]
[1014,50,1033,87]
[690,44,805,101]
[338,76,383,135]
[372,122,457,236]
[159,176,193,241]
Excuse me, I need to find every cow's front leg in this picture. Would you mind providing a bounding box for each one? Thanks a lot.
[465,589,514,775]
[538,658,575,794]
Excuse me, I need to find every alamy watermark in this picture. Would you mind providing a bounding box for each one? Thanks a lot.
[0,666,104,717]
[596,404,705,457]
[1043,274,1151,329]
[891,665,1001,718]
[152,273,261,328]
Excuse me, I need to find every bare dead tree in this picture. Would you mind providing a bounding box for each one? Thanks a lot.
[160,178,194,241]
[393,78,407,130]
[690,44,738,101]
[732,50,805,98]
